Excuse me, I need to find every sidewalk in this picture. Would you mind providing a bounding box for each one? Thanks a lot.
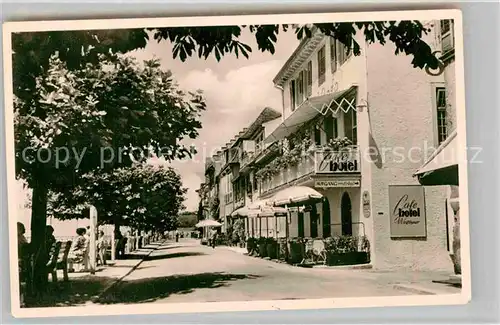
[220,246,460,295]
[25,241,163,308]
[219,245,248,255]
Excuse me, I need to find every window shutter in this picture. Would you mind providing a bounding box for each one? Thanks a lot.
[440,20,455,53]
[330,37,337,73]
[306,61,313,97]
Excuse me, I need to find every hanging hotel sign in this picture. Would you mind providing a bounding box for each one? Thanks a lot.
[315,179,360,188]
[388,185,427,238]
[315,149,360,174]
[362,191,370,218]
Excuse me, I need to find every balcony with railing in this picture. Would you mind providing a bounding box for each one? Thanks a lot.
[234,196,245,210]
[257,145,360,195]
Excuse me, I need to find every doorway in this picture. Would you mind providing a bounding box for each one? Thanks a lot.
[298,211,305,238]
[341,192,353,236]
[310,204,318,238]
[322,198,331,238]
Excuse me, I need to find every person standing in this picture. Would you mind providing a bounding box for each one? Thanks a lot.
[96,230,107,266]
[209,228,218,249]
[45,225,57,264]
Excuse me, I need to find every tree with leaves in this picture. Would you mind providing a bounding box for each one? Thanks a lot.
[49,164,186,233]
[149,22,441,70]
[14,48,204,292]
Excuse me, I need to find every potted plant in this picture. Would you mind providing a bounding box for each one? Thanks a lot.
[287,237,305,264]
[266,237,278,259]
[258,237,268,257]
[277,237,288,261]
[324,235,370,266]
[246,237,257,254]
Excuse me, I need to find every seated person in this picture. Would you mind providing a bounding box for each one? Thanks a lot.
[17,222,31,282]
[45,225,57,265]
[68,228,89,272]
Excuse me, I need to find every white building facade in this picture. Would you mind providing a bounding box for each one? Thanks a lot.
[208,21,458,272]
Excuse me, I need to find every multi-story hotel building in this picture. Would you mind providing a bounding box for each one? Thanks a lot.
[202,20,459,272]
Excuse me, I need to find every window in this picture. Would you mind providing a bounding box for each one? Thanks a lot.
[317,46,326,85]
[436,87,448,144]
[440,20,455,54]
[224,174,233,204]
[314,125,322,146]
[296,71,305,105]
[290,80,296,111]
[343,106,357,145]
[324,114,338,142]
[330,37,337,73]
[336,40,351,66]
[255,131,264,153]
[306,61,313,97]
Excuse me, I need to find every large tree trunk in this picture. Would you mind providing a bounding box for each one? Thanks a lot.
[29,181,49,295]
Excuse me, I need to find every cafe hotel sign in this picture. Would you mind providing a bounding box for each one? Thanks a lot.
[388,185,427,238]
[314,149,360,174]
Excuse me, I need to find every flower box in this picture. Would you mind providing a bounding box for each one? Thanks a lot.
[258,238,268,257]
[246,237,257,254]
[266,238,278,259]
[287,238,305,264]
[323,235,371,266]
[326,252,370,266]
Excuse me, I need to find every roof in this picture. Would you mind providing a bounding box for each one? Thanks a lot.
[273,26,324,88]
[231,107,282,148]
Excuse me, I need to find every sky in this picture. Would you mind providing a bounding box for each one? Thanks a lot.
[16,27,300,237]
[131,29,300,212]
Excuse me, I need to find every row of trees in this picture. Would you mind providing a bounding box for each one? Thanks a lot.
[48,164,186,233]
[13,21,440,294]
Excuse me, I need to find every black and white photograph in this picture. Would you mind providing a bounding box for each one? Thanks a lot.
[3,9,470,318]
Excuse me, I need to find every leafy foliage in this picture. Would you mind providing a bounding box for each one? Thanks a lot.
[177,212,198,228]
[12,33,205,292]
[15,53,205,191]
[48,164,185,232]
[148,21,439,70]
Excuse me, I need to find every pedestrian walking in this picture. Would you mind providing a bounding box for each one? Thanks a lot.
[209,228,217,249]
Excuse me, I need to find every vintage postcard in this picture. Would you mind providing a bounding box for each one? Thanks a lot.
[3,9,471,318]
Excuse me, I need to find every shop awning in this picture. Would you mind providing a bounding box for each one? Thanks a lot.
[265,85,357,143]
[231,206,250,217]
[195,219,222,228]
[414,130,459,186]
[248,206,288,218]
[248,199,273,210]
[271,186,324,206]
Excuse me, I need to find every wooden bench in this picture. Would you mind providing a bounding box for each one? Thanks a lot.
[52,241,72,282]
[46,241,62,282]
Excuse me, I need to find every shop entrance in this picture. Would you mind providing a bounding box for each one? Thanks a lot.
[322,198,331,238]
[341,192,353,236]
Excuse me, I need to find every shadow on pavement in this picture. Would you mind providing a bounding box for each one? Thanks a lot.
[155,245,185,251]
[23,275,115,308]
[144,252,206,261]
[96,272,261,304]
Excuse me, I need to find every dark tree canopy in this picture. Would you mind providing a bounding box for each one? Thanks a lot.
[149,21,440,70]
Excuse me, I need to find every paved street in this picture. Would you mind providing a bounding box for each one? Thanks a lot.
[96,240,445,305]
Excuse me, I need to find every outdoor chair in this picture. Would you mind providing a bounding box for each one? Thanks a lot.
[46,241,62,282]
[312,239,327,265]
[301,238,326,265]
[54,241,72,282]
